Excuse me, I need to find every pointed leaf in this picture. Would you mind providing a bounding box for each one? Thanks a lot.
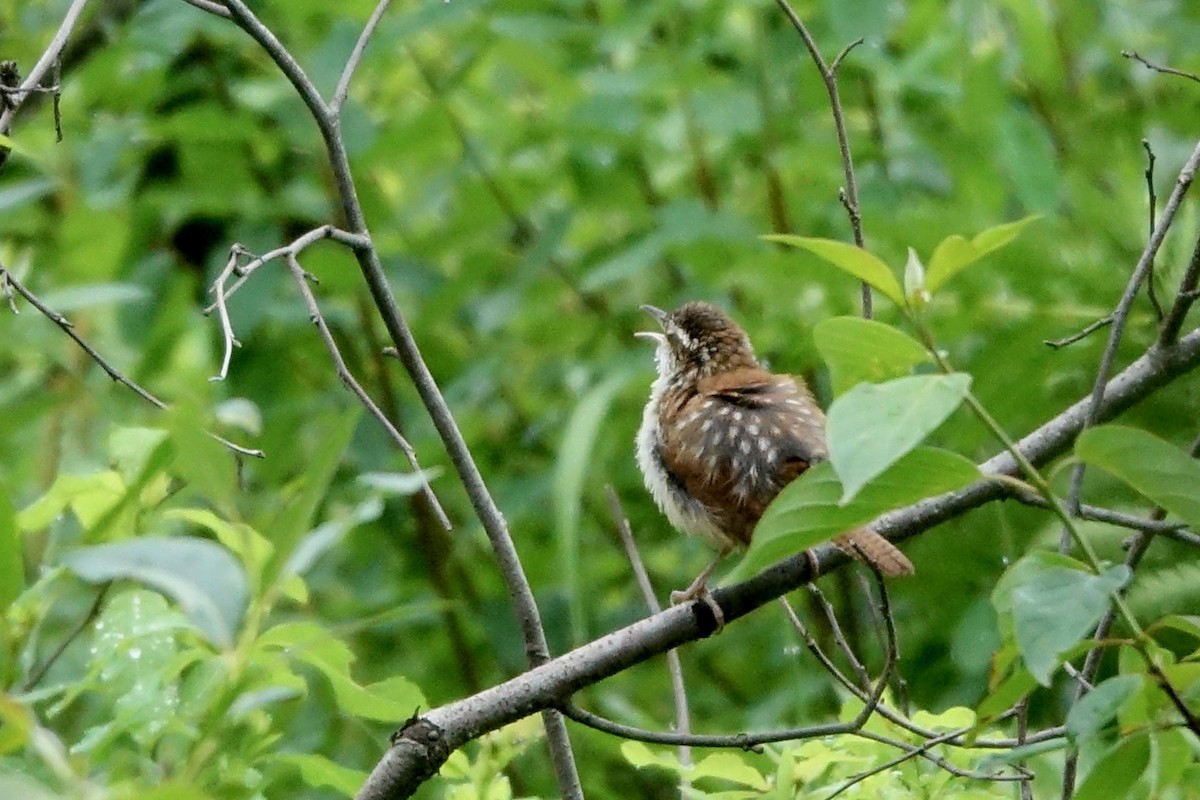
[731,447,978,581]
[827,373,972,501]
[764,235,904,304]
[1075,425,1200,531]
[926,216,1039,292]
[1010,561,1130,685]
[812,317,931,395]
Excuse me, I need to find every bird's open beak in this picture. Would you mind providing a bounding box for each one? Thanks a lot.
[635,304,669,342]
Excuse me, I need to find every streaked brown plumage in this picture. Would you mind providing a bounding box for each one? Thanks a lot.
[635,301,913,603]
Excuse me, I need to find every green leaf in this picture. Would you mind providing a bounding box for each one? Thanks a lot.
[621,741,681,773]
[167,401,236,513]
[692,752,769,790]
[276,753,367,796]
[554,371,633,642]
[263,408,360,583]
[812,317,932,396]
[975,665,1037,725]
[732,447,978,581]
[925,216,1039,292]
[1066,674,1143,743]
[37,283,148,313]
[257,621,424,721]
[1075,425,1200,531]
[1010,560,1130,685]
[1073,734,1150,800]
[17,471,125,533]
[61,537,248,648]
[827,373,972,502]
[763,235,904,304]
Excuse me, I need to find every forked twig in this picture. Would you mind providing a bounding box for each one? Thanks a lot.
[0,262,262,459]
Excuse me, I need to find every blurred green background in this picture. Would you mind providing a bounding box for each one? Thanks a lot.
[2,0,1199,797]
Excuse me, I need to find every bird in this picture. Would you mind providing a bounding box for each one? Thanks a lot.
[635,301,914,617]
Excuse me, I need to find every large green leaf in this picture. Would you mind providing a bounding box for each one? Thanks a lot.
[1075,425,1200,531]
[925,216,1039,292]
[554,370,633,643]
[812,317,932,396]
[1009,559,1130,685]
[827,373,972,502]
[763,235,904,305]
[730,447,979,581]
[61,537,248,648]
[1073,734,1150,800]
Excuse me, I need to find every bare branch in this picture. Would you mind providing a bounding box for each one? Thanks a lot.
[774,0,871,316]
[1063,137,1200,538]
[605,486,693,780]
[202,225,368,314]
[285,253,451,530]
[1122,50,1200,84]
[0,0,88,134]
[1142,140,1165,320]
[1158,230,1200,346]
[0,261,263,459]
[1044,315,1112,349]
[332,0,393,116]
[215,2,582,793]
[180,0,233,18]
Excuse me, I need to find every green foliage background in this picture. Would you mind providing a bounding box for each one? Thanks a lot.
[2,0,1199,798]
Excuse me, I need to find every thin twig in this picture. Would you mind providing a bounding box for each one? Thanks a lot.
[331,0,393,115]
[1121,50,1200,84]
[1158,231,1200,346]
[202,225,368,315]
[1142,140,1164,320]
[209,245,247,382]
[605,486,694,786]
[779,597,860,695]
[0,0,88,134]
[808,582,870,688]
[0,263,263,459]
[1063,137,1200,536]
[775,0,871,317]
[21,583,111,692]
[179,0,232,18]
[1044,315,1112,349]
[285,253,451,530]
[1004,489,1195,540]
[826,728,1030,800]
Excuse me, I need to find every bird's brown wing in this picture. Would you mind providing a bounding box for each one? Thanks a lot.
[661,368,915,575]
[658,368,826,546]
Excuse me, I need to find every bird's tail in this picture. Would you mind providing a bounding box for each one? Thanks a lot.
[833,528,914,577]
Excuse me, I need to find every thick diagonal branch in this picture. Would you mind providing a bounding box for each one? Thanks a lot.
[356,328,1200,800]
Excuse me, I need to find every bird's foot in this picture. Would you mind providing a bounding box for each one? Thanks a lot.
[670,582,725,634]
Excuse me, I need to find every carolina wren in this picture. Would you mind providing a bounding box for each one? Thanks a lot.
[635,301,914,608]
